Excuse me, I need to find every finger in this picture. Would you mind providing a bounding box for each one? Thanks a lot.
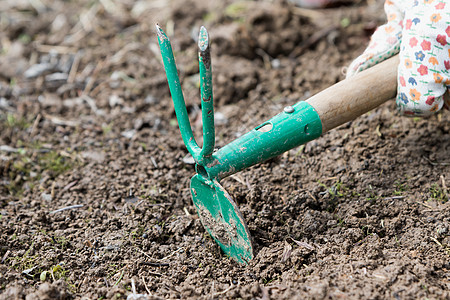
[347,0,405,78]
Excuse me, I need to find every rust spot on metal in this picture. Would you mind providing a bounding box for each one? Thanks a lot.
[200,49,211,70]
[198,26,211,70]
[155,24,168,40]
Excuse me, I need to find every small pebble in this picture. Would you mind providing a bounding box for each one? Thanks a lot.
[41,193,52,201]
[182,154,195,165]
[24,63,55,78]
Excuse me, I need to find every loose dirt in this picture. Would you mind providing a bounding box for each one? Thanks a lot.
[1,0,449,299]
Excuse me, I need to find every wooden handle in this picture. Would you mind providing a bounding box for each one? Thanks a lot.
[306,55,399,133]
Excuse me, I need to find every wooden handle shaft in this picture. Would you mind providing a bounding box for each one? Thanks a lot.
[306,55,399,133]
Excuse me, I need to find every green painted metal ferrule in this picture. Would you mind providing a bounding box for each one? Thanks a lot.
[204,101,322,180]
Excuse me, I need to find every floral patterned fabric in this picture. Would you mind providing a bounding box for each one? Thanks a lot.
[347,0,450,116]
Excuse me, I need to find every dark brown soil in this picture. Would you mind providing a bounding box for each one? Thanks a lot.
[1,0,449,299]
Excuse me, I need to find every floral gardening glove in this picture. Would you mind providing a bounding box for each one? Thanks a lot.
[347,0,450,116]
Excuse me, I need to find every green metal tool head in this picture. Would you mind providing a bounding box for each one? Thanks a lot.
[156,25,254,263]
[157,24,323,264]
[191,175,253,264]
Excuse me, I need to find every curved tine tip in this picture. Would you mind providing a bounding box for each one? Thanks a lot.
[155,24,167,40]
[198,26,209,52]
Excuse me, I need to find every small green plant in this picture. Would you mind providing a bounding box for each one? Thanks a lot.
[40,264,68,282]
[5,149,77,197]
[262,275,280,285]
[319,181,348,199]
[393,180,409,196]
[140,143,147,151]
[365,185,379,201]
[203,12,218,23]
[429,184,448,202]
[9,255,39,273]
[130,225,146,239]
[340,17,350,28]
[394,235,401,247]
[102,122,113,135]
[319,180,350,212]
[52,236,69,250]
[4,113,31,130]
[8,243,39,275]
[18,34,31,44]
[224,2,248,20]
[361,226,372,237]
[41,151,73,174]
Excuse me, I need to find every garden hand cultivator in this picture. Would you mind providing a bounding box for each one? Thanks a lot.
[157,25,398,264]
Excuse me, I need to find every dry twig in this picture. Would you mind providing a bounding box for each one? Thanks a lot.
[49,204,84,214]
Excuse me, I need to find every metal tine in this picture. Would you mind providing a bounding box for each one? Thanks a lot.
[156,24,202,160]
[198,26,215,159]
